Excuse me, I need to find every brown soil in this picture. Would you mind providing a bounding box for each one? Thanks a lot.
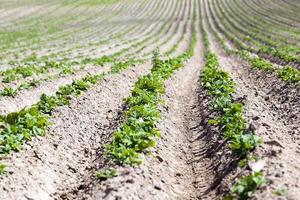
[0,63,152,200]
[0,0,299,200]
[203,1,300,197]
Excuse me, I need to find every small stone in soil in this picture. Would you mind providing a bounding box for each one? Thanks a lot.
[154,185,162,190]
[126,179,134,183]
[175,173,182,176]
[156,156,163,162]
[253,116,259,120]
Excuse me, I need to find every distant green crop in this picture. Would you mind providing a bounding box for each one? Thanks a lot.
[60,0,119,6]
[110,58,141,74]
[240,52,300,85]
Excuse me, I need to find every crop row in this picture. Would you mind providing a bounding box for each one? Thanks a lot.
[199,3,265,199]
[105,11,197,165]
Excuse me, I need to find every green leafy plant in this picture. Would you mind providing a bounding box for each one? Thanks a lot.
[277,66,300,83]
[0,55,134,156]
[95,168,118,180]
[110,58,140,74]
[272,188,287,196]
[19,79,42,90]
[0,87,17,97]
[225,172,266,200]
[230,134,263,157]
[249,57,274,71]
[199,10,265,199]
[0,107,50,154]
[0,163,7,175]
[60,65,75,75]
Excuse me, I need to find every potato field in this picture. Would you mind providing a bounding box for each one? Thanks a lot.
[0,0,299,199]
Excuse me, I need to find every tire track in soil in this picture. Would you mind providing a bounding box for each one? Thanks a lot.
[203,3,300,198]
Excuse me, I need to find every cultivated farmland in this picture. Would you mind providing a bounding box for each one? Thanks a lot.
[0,0,299,199]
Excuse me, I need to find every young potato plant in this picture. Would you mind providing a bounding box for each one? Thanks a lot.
[225,172,265,200]
[96,168,118,180]
[0,87,17,97]
[259,46,300,65]
[0,107,50,153]
[209,10,300,86]
[0,163,7,175]
[249,57,274,71]
[110,58,142,74]
[277,66,300,84]
[1,64,48,83]
[0,73,104,154]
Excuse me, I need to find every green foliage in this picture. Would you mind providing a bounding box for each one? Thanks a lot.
[0,107,49,154]
[61,0,119,6]
[0,163,7,175]
[19,79,42,90]
[110,59,140,74]
[201,36,261,157]
[240,51,299,84]
[199,10,265,199]
[272,188,287,196]
[259,46,300,64]
[219,103,247,138]
[0,55,137,156]
[0,87,17,97]
[1,64,49,83]
[1,73,104,155]
[105,73,164,165]
[95,168,117,180]
[38,73,104,114]
[94,55,116,66]
[37,94,68,114]
[230,134,263,157]
[0,54,137,156]
[81,55,116,66]
[60,65,75,75]
[225,172,265,200]
[277,66,300,83]
[249,57,274,71]
[2,71,20,83]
